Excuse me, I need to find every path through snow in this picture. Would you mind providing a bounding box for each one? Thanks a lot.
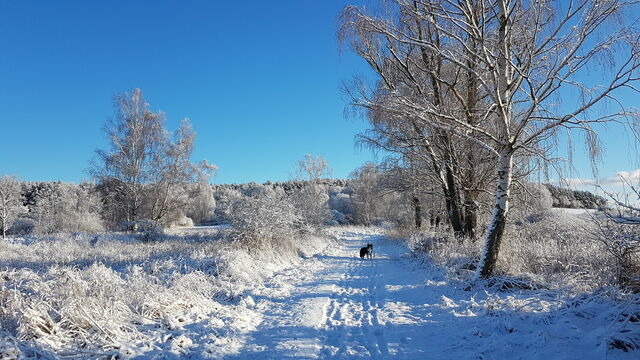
[221,228,633,360]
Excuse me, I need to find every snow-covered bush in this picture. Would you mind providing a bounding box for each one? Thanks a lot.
[291,183,331,230]
[119,219,165,241]
[170,215,195,228]
[593,216,640,289]
[510,182,553,220]
[212,187,243,223]
[228,190,299,252]
[24,182,104,234]
[499,211,611,290]
[409,210,616,291]
[8,217,35,236]
[187,180,216,224]
[408,230,482,279]
[592,186,640,290]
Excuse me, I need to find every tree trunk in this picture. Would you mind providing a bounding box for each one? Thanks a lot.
[1,206,6,239]
[463,195,478,240]
[477,151,513,278]
[412,195,422,229]
[444,165,464,235]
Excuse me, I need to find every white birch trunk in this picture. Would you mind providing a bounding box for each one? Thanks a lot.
[476,150,513,279]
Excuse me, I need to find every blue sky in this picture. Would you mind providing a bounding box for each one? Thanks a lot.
[0,0,637,188]
[0,0,372,184]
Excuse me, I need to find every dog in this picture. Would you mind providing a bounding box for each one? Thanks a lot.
[359,243,373,259]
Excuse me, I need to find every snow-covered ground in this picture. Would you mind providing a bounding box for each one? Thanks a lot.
[1,227,637,359]
[550,207,599,218]
[219,228,637,359]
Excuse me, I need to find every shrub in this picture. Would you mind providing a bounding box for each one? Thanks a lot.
[228,191,299,252]
[8,218,35,236]
[290,183,331,230]
[118,219,165,241]
[409,210,616,291]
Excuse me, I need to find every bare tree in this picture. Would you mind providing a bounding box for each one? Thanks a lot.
[92,88,166,224]
[340,1,497,239]
[295,154,332,180]
[292,154,332,229]
[0,176,25,239]
[147,119,202,223]
[93,89,206,228]
[341,0,640,278]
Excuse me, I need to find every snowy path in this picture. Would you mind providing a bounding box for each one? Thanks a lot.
[222,229,632,360]
[219,230,430,359]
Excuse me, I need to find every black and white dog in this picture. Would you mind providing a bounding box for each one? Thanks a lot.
[359,243,373,259]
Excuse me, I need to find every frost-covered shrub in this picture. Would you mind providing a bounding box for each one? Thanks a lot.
[409,210,616,291]
[229,191,299,251]
[408,230,482,278]
[212,188,243,223]
[24,182,104,234]
[328,191,353,217]
[510,182,553,220]
[590,188,640,290]
[119,219,165,241]
[592,217,640,289]
[186,180,216,224]
[499,211,611,290]
[170,215,194,228]
[8,217,35,236]
[291,183,331,230]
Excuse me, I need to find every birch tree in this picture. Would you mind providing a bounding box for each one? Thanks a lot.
[93,89,207,228]
[0,176,25,239]
[341,0,640,278]
[93,88,166,224]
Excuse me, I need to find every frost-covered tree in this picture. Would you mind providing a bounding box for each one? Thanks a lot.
[291,154,332,229]
[25,182,103,234]
[0,176,25,239]
[145,119,202,224]
[92,89,207,228]
[295,154,331,180]
[340,0,640,278]
[92,88,167,224]
[187,161,218,224]
[350,163,383,225]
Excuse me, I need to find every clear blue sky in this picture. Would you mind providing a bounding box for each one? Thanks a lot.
[0,0,373,184]
[0,0,636,187]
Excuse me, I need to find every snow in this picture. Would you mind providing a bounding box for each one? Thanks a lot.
[1,227,638,358]
[216,228,637,359]
[550,207,598,218]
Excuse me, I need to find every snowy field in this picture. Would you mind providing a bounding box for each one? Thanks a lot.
[0,226,638,359]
